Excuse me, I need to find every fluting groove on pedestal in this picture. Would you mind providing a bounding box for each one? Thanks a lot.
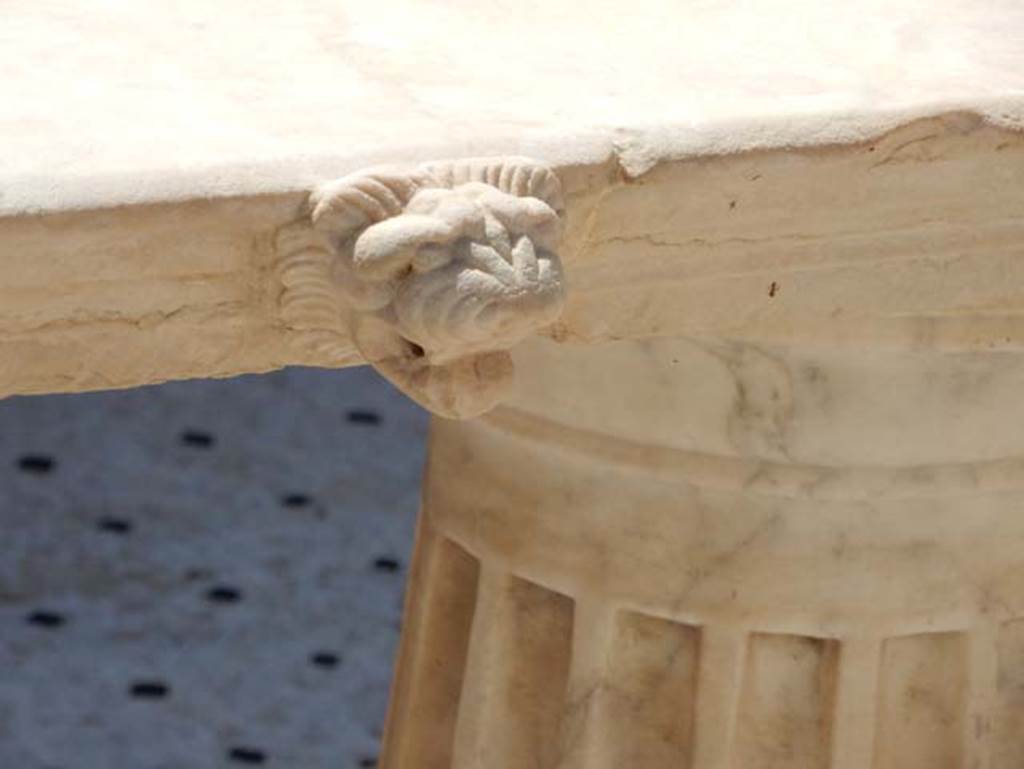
[383,529,1024,769]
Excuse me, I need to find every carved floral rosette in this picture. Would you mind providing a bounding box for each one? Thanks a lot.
[275,158,567,418]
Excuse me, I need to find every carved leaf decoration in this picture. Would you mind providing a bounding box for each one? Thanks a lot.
[276,157,566,419]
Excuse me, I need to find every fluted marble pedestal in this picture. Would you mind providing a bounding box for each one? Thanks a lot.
[382,337,1024,769]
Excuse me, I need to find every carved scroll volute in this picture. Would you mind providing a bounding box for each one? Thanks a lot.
[275,158,567,419]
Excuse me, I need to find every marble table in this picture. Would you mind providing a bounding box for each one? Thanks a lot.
[3,2,1024,767]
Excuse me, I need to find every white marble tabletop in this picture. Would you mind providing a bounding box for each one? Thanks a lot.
[3,0,1023,214]
[2,1,1024,401]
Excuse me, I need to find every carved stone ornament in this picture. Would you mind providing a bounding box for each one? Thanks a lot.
[275,158,567,419]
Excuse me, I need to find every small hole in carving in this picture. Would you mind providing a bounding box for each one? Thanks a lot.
[97,516,133,534]
[408,342,425,358]
[129,681,170,699]
[346,410,381,426]
[310,651,341,669]
[280,493,312,508]
[228,747,266,765]
[26,610,67,629]
[205,586,242,604]
[180,429,215,448]
[17,455,55,474]
[373,556,401,573]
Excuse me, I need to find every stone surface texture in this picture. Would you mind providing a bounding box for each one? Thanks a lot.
[0,367,426,769]
[4,1,1024,768]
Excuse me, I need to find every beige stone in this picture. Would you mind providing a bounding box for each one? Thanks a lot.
[278,158,567,418]
[4,1,1024,766]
